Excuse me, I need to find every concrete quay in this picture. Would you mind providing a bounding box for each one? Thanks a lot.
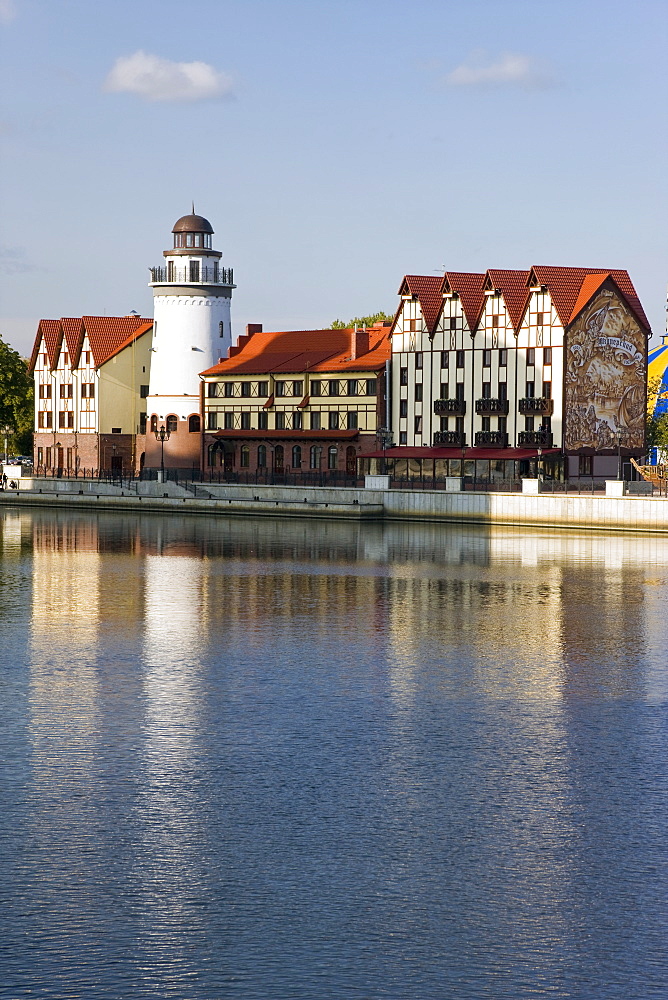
[3,477,668,533]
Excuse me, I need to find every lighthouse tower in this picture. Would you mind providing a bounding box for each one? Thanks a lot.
[145,210,235,470]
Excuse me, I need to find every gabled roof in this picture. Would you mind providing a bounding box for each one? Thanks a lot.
[442,272,486,331]
[397,275,443,335]
[29,320,61,372]
[61,317,85,368]
[528,266,650,332]
[485,270,531,331]
[201,325,391,377]
[29,315,152,373]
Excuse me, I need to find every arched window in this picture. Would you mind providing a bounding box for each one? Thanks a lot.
[166,415,178,433]
[310,445,321,470]
[274,445,284,472]
[292,445,302,469]
[328,446,338,470]
[219,321,224,338]
[188,414,200,432]
[257,445,267,468]
[346,445,357,475]
[240,445,250,468]
[150,415,158,432]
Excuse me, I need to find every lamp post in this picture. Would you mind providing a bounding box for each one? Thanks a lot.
[155,424,170,482]
[616,428,622,480]
[537,445,543,481]
[2,424,12,466]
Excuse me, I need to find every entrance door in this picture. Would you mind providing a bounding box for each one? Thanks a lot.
[346,446,357,475]
[274,445,284,473]
[224,450,234,476]
[111,455,123,475]
[56,447,64,474]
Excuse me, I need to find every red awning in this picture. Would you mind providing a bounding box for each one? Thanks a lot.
[212,429,359,440]
[365,446,562,460]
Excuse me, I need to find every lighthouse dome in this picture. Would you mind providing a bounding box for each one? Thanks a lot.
[172,213,214,235]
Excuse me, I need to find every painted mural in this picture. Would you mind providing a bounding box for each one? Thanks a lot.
[564,287,646,452]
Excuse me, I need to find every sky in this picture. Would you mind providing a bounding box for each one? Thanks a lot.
[0,0,666,357]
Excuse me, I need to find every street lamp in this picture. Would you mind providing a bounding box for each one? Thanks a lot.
[155,423,171,482]
[2,425,12,466]
[616,428,622,480]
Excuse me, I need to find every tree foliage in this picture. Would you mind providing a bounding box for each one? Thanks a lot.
[0,337,34,455]
[331,311,394,330]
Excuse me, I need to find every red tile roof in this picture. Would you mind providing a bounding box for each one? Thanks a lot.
[61,317,85,368]
[29,315,152,372]
[485,270,531,331]
[29,320,61,372]
[528,266,650,331]
[201,325,391,377]
[443,272,486,331]
[397,275,443,335]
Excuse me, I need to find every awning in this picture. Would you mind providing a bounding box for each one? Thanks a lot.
[212,429,359,440]
[364,446,562,460]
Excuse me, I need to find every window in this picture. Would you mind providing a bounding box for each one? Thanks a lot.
[38,412,52,428]
[58,412,74,429]
[310,380,321,396]
[241,412,251,429]
[292,445,302,469]
[456,350,465,368]
[208,382,218,397]
[186,233,193,247]
[45,447,52,467]
[347,379,358,396]
[328,446,338,470]
[219,321,224,338]
[140,384,149,398]
[536,312,544,326]
[526,381,535,398]
[194,234,202,247]
[150,414,158,432]
[329,380,340,396]
[224,382,234,397]
[207,412,218,430]
[293,411,303,430]
[440,382,448,398]
[240,446,250,468]
[542,381,551,399]
[449,317,457,330]
[84,352,90,364]
[482,382,491,399]
[258,411,268,430]
[527,348,535,366]
[310,411,321,430]
[399,431,407,445]
[498,382,507,401]
[166,415,178,432]
[275,412,285,429]
[293,380,303,397]
[456,382,465,401]
[441,351,449,369]
[499,348,507,367]
[525,416,535,431]
[63,354,69,366]
[258,381,269,397]
[37,447,43,466]
[544,347,552,366]
[111,427,121,434]
[492,315,500,328]
[483,350,492,367]
[189,260,200,282]
[414,415,422,434]
[59,384,73,398]
[482,417,490,431]
[275,380,285,397]
[400,367,408,385]
[241,382,251,397]
[579,456,592,476]
[414,383,423,402]
[39,384,52,399]
[81,382,95,398]
[347,411,358,430]
[440,416,448,431]
[257,445,267,468]
[140,413,147,434]
[366,379,377,395]
[310,445,321,469]
[498,417,507,433]
[224,412,234,429]
[328,411,339,430]
[415,352,423,370]
[400,399,408,418]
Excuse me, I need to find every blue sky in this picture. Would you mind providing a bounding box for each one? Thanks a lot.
[1,0,666,355]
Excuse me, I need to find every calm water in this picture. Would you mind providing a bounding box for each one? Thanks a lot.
[0,508,666,999]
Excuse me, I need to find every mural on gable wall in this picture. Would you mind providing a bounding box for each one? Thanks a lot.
[564,288,646,452]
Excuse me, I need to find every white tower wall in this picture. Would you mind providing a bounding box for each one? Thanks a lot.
[150,290,231,397]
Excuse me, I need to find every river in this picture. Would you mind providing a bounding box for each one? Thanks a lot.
[0,507,666,999]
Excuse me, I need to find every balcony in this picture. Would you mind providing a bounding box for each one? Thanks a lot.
[433,431,467,447]
[149,266,235,286]
[518,397,554,415]
[517,430,554,447]
[475,398,509,415]
[474,431,508,448]
[434,398,466,416]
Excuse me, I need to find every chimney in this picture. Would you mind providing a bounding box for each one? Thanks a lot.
[246,323,262,337]
[350,326,369,360]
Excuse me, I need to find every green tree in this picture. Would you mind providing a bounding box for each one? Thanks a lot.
[331,311,394,329]
[0,337,34,455]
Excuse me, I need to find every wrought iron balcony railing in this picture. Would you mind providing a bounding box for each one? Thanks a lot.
[434,398,466,416]
[518,397,554,415]
[517,430,554,447]
[149,266,235,285]
[475,398,509,415]
[433,431,467,447]
[474,431,508,448]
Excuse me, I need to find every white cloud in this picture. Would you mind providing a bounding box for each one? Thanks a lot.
[0,0,16,25]
[446,52,551,89]
[104,50,233,103]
